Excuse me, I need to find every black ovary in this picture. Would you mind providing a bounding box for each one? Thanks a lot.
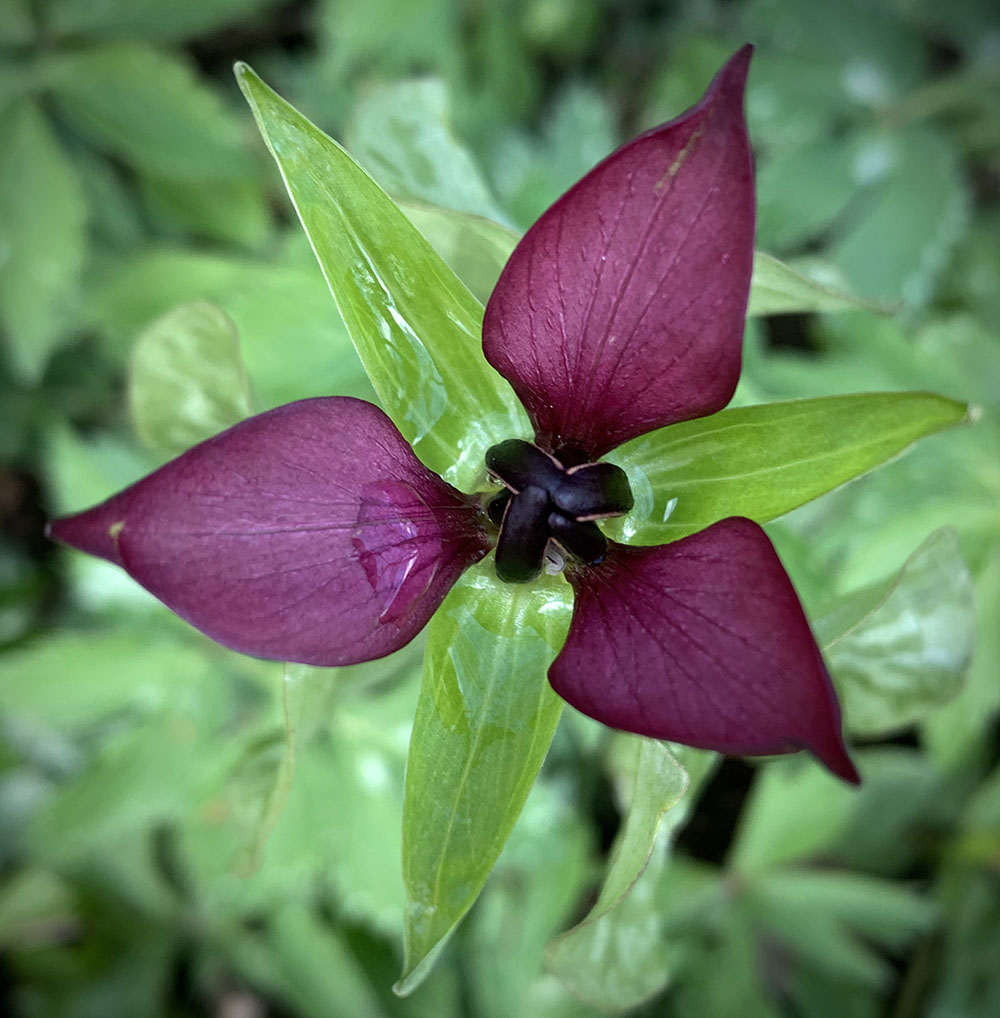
[485,439,633,583]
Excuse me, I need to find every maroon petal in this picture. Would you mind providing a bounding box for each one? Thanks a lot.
[549,518,859,782]
[483,46,755,460]
[48,398,488,666]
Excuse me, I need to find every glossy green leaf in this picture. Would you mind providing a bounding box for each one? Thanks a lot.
[236,64,529,490]
[398,559,573,993]
[818,528,975,736]
[128,301,253,458]
[346,78,510,224]
[604,392,968,546]
[0,98,86,382]
[399,201,517,306]
[50,43,252,180]
[545,737,688,1010]
[747,253,881,317]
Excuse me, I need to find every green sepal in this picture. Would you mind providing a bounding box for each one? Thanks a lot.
[397,559,573,994]
[748,252,885,317]
[235,64,530,491]
[605,392,969,545]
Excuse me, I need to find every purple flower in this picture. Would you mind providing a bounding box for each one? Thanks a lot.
[48,47,859,783]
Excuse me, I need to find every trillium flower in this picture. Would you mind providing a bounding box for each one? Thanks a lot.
[48,47,859,783]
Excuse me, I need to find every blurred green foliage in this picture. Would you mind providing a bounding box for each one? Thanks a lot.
[1,1,998,1016]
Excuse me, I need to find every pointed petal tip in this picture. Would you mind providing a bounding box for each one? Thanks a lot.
[809,736,862,786]
[483,44,757,459]
[730,42,755,74]
[551,520,858,782]
[45,399,487,667]
[723,44,753,101]
[47,506,125,566]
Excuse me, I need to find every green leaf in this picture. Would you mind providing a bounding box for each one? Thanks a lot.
[89,247,252,355]
[224,247,377,410]
[668,884,782,1018]
[829,748,945,877]
[747,252,882,317]
[755,138,858,252]
[236,64,529,490]
[137,172,271,250]
[178,657,422,930]
[1,631,212,728]
[48,0,278,42]
[315,0,460,83]
[745,50,857,153]
[0,869,74,949]
[304,667,421,933]
[0,98,87,382]
[924,552,1000,767]
[830,126,968,310]
[91,242,376,407]
[69,141,146,252]
[345,78,510,225]
[730,758,858,873]
[491,82,617,228]
[818,528,975,737]
[467,778,594,1018]
[747,0,926,86]
[31,707,237,861]
[0,0,33,47]
[49,43,252,180]
[604,392,969,546]
[128,301,253,459]
[398,560,573,993]
[228,903,387,1018]
[751,870,936,988]
[545,737,688,1010]
[399,200,517,306]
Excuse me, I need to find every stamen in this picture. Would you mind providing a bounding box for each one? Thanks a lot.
[484,439,632,583]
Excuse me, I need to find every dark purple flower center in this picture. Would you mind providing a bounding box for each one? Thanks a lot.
[484,439,634,583]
